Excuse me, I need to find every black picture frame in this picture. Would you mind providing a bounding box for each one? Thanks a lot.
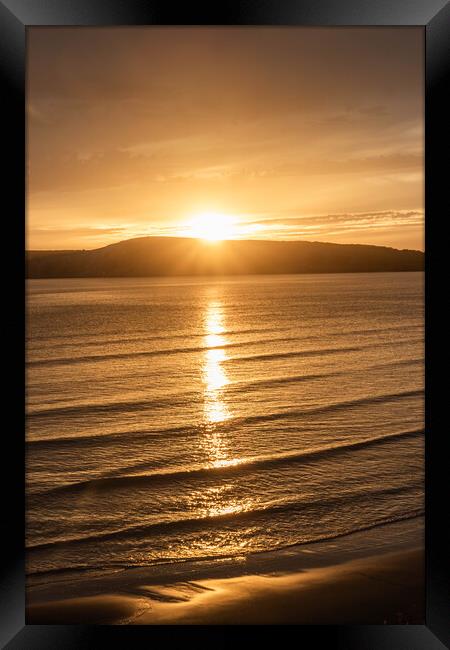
[1,0,448,647]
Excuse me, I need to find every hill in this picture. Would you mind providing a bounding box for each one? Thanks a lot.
[26,237,424,278]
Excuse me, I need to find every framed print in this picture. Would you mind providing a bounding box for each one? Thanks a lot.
[1,1,449,648]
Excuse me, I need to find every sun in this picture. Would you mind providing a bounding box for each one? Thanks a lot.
[188,212,236,242]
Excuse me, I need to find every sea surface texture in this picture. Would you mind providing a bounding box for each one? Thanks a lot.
[26,273,424,580]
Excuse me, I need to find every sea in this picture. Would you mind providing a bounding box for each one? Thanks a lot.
[26,272,424,583]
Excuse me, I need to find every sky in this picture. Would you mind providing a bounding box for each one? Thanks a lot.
[27,27,424,251]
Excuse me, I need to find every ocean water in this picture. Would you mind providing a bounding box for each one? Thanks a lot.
[26,273,424,581]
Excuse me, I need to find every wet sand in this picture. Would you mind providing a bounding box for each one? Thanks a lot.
[27,547,424,625]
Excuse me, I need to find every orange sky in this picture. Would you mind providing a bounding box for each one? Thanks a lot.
[27,27,424,251]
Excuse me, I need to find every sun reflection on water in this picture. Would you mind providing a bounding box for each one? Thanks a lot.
[203,301,230,425]
[199,485,254,519]
[189,297,256,556]
[200,298,234,472]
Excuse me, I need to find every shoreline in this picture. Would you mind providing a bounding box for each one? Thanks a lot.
[26,517,424,625]
[27,548,424,625]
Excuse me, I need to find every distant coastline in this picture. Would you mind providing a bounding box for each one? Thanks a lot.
[27,236,424,279]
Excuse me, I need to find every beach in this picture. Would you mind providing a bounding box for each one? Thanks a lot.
[27,518,424,625]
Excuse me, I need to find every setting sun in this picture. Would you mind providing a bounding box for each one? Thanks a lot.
[188,213,236,242]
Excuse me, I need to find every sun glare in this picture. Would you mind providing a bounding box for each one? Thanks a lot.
[189,212,236,242]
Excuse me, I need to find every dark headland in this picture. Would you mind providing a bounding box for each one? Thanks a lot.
[27,236,424,278]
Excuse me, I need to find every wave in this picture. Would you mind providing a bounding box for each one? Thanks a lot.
[27,322,423,352]
[27,334,424,369]
[30,427,423,499]
[27,387,423,448]
[92,423,424,481]
[27,326,285,349]
[27,332,323,368]
[174,389,423,433]
[27,337,285,368]
[26,356,423,422]
[233,358,422,393]
[27,510,424,582]
[223,339,423,365]
[27,486,423,552]
[29,371,347,419]
[27,512,425,587]
[27,394,185,419]
[271,509,424,556]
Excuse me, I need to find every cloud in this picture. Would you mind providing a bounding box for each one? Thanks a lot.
[242,210,424,243]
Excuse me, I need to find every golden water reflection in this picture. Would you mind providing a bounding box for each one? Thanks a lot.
[203,300,230,425]
[201,299,233,468]
[199,484,254,520]
[195,298,255,552]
